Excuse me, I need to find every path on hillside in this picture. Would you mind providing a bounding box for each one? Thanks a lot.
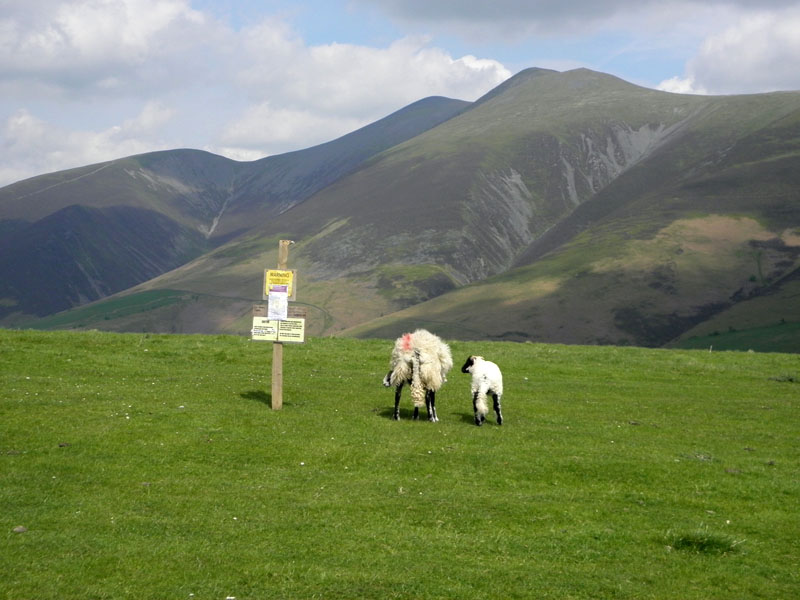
[11,162,116,202]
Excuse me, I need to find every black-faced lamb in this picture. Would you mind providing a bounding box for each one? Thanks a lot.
[382,329,453,422]
[461,355,504,426]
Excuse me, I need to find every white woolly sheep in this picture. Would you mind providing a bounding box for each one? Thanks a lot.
[460,355,504,426]
[382,329,453,422]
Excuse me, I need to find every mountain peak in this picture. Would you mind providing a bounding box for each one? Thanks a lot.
[473,67,558,106]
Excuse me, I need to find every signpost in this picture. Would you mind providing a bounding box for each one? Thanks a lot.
[250,239,305,410]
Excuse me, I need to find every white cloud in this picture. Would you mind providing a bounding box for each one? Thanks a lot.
[1,101,175,185]
[218,102,366,156]
[218,34,509,157]
[0,0,219,97]
[0,2,511,185]
[656,76,708,95]
[120,101,176,136]
[233,25,509,110]
[658,7,800,94]
[688,10,800,93]
[301,37,509,110]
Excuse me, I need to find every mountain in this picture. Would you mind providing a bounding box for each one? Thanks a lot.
[0,96,468,321]
[2,68,799,350]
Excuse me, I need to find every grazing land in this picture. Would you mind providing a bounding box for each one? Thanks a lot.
[1,329,798,599]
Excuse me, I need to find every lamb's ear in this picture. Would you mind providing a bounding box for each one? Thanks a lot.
[460,356,474,373]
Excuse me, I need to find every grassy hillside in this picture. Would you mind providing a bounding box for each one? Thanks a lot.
[4,69,799,349]
[0,206,209,322]
[2,329,798,599]
[345,214,800,351]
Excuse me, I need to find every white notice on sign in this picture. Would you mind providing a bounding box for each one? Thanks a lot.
[277,318,305,342]
[251,316,278,341]
[268,287,288,320]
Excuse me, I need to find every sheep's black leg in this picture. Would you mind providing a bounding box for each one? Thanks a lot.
[473,392,482,426]
[412,406,420,420]
[493,393,503,425]
[426,390,438,422]
[393,385,403,420]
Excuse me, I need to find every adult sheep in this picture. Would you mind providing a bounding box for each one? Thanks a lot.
[461,355,504,426]
[382,329,453,422]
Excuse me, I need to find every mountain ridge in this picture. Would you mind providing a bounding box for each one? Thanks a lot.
[2,68,799,350]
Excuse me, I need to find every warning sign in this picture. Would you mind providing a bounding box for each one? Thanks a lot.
[251,317,305,343]
[264,269,296,300]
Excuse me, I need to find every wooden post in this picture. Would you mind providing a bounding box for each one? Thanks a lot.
[271,239,293,410]
[271,341,283,410]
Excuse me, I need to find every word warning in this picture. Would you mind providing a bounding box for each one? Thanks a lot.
[264,269,296,300]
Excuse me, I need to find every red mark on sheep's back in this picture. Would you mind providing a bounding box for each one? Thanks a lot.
[402,333,413,351]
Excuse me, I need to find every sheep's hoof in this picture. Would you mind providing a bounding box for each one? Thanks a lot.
[474,418,482,426]
[393,413,400,421]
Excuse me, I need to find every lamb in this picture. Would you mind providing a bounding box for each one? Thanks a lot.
[382,329,453,422]
[461,355,504,426]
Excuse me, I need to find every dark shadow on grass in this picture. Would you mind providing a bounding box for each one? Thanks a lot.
[375,406,396,420]
[240,390,300,408]
[375,406,419,420]
[374,405,451,422]
[453,411,504,426]
[240,390,271,406]
[374,405,485,426]
[456,411,477,425]
[666,529,742,555]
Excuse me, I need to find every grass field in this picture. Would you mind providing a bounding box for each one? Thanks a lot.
[1,329,798,599]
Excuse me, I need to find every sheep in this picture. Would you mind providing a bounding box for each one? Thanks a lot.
[382,329,453,422]
[461,355,504,426]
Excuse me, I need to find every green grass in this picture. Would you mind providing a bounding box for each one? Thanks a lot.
[22,290,193,330]
[375,264,457,305]
[2,329,798,599]
[675,320,800,353]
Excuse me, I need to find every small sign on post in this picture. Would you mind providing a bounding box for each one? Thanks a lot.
[264,269,296,300]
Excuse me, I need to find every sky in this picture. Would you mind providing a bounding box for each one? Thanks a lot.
[2,0,800,188]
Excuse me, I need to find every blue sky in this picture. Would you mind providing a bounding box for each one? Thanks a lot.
[2,0,800,187]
